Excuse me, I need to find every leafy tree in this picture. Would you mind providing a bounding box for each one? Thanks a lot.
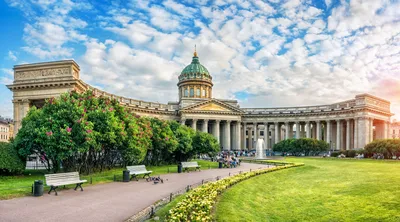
[0,142,25,175]
[169,121,196,162]
[192,131,220,157]
[145,118,178,165]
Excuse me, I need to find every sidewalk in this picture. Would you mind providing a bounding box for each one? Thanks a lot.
[0,162,268,222]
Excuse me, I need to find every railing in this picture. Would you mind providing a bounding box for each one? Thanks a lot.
[84,83,179,112]
[242,100,357,114]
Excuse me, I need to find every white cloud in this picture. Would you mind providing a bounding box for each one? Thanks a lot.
[7,51,17,61]
[4,0,400,120]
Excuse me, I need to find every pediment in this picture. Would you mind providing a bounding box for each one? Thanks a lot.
[181,99,244,113]
[193,102,232,111]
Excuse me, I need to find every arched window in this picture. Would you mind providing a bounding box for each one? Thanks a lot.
[184,89,188,97]
[190,88,194,97]
[196,88,200,96]
[202,89,205,97]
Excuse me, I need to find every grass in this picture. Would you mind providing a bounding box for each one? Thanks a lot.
[0,159,218,200]
[215,158,400,222]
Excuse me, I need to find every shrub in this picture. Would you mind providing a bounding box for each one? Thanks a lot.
[166,163,304,221]
[0,142,25,175]
[365,139,400,158]
[273,138,329,156]
[331,151,340,157]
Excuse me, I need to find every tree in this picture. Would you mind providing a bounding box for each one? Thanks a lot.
[14,91,152,173]
[169,121,196,162]
[145,118,178,165]
[192,132,220,157]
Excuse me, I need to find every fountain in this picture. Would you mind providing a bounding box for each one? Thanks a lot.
[255,138,266,159]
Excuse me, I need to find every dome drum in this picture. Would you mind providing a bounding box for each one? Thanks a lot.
[178,51,213,100]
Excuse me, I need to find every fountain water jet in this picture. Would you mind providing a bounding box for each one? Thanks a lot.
[255,138,266,159]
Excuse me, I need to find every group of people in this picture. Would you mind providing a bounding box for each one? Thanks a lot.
[217,151,241,168]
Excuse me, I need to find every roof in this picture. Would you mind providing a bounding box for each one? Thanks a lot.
[178,52,212,83]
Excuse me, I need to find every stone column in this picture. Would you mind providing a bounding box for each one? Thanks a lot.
[225,120,231,150]
[306,121,311,138]
[369,118,374,141]
[192,119,197,131]
[264,122,269,149]
[202,119,208,133]
[236,121,241,150]
[242,122,247,149]
[253,122,258,143]
[358,117,370,148]
[295,121,300,139]
[346,119,350,150]
[214,120,220,143]
[316,121,321,140]
[180,118,186,126]
[336,120,341,150]
[384,121,389,139]
[285,122,289,139]
[354,118,358,148]
[326,120,331,146]
[274,122,279,144]
[249,125,253,150]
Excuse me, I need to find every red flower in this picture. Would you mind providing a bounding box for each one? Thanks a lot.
[66,127,72,133]
[46,131,53,136]
[86,129,92,133]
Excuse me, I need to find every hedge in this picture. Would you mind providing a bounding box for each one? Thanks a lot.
[0,142,25,175]
[364,139,400,158]
[166,163,304,221]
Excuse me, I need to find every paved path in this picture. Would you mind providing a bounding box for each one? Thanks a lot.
[0,163,268,222]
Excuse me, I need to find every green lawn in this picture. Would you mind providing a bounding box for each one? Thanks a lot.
[0,159,218,200]
[215,158,400,222]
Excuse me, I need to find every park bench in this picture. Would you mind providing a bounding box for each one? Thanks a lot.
[181,161,201,172]
[45,172,87,196]
[127,165,152,181]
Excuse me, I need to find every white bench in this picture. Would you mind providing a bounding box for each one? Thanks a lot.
[181,161,201,172]
[127,165,152,181]
[45,172,87,196]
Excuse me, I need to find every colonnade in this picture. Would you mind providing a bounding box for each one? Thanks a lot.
[180,118,241,150]
[181,117,390,151]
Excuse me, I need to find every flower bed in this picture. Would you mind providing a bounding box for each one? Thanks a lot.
[166,163,304,221]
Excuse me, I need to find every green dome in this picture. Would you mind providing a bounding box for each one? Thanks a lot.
[178,53,212,82]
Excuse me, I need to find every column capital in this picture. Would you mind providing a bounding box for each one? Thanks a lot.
[203,119,209,122]
[284,121,289,124]
[192,119,198,122]
[253,122,257,125]
[274,121,279,124]
[315,120,320,123]
[226,120,232,123]
[215,119,221,123]
[263,122,268,126]
[335,119,341,122]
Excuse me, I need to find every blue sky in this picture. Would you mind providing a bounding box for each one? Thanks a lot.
[1,0,400,119]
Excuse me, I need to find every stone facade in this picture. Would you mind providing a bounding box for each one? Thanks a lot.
[390,122,400,139]
[0,119,11,142]
[7,56,393,150]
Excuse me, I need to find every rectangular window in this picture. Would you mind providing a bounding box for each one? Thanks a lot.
[184,89,188,97]
[246,131,248,136]
[190,88,194,97]
[202,89,205,96]
[260,131,264,136]
[196,89,200,96]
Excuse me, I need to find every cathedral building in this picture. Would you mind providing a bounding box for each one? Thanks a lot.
[7,51,393,150]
